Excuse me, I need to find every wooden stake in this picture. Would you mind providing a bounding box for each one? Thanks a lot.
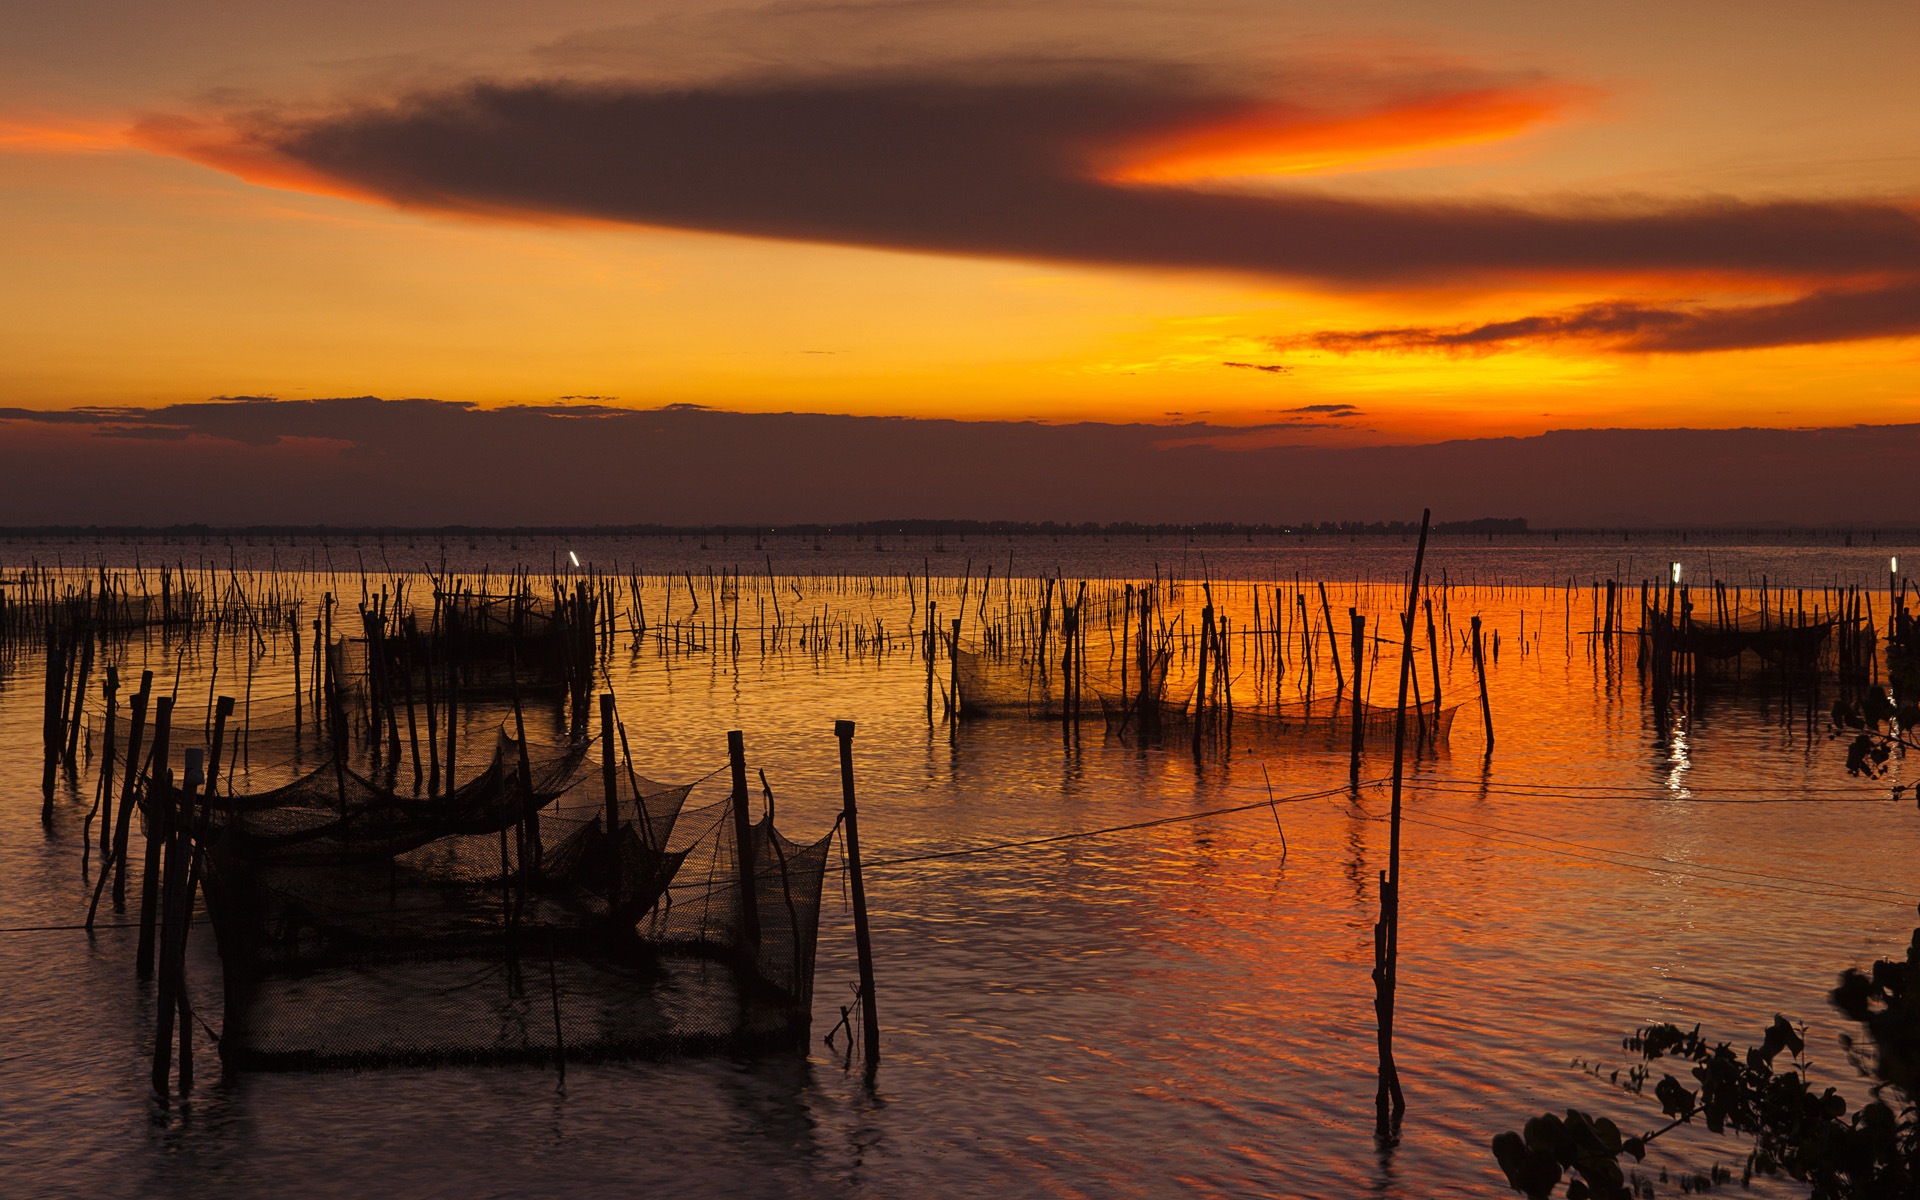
[109,672,153,910]
[600,693,621,911]
[1471,615,1494,759]
[135,695,174,981]
[97,667,119,859]
[152,757,192,1100]
[836,720,881,1074]
[924,601,937,725]
[1319,582,1346,691]
[1348,611,1365,786]
[64,624,93,766]
[949,617,961,725]
[727,730,761,972]
[1424,597,1443,720]
[1194,605,1212,756]
[1375,508,1429,1133]
[41,628,63,818]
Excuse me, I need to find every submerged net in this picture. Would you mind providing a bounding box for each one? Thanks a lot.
[120,668,842,1069]
[955,645,1170,720]
[201,749,834,1068]
[959,641,1458,750]
[1104,692,1459,748]
[1645,613,1837,670]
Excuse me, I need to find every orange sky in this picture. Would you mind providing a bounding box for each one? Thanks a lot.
[3,1,1920,442]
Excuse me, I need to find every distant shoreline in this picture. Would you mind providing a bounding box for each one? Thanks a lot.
[0,519,1913,541]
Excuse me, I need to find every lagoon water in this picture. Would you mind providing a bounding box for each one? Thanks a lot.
[5,532,1917,1198]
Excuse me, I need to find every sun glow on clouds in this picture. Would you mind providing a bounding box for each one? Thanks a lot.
[6,31,1920,441]
[0,117,129,154]
[128,116,401,209]
[1101,84,1581,184]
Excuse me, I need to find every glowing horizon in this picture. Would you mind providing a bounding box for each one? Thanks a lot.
[3,1,1919,449]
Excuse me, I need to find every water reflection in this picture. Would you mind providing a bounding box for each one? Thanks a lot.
[2,570,1914,1199]
[1665,726,1693,797]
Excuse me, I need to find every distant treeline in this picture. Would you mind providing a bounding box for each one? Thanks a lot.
[0,518,1533,538]
[1,517,1917,540]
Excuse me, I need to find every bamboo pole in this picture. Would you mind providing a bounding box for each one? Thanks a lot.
[135,695,175,981]
[1472,615,1494,759]
[1319,582,1345,692]
[727,730,762,975]
[96,667,119,859]
[836,719,881,1074]
[601,694,621,911]
[151,757,192,1099]
[949,617,961,725]
[1374,508,1428,1133]
[110,671,154,910]
[1348,611,1365,786]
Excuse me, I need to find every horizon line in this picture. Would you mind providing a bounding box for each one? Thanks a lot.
[0,518,1915,538]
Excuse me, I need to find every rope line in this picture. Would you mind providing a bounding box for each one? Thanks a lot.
[861,781,1383,869]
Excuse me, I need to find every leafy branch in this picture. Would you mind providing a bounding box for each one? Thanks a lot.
[1492,929,1920,1199]
[1829,688,1920,784]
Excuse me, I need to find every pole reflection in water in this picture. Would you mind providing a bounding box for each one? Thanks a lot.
[2,537,1915,1199]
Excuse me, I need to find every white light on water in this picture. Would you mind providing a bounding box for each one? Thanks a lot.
[568,550,580,567]
[1670,561,1682,584]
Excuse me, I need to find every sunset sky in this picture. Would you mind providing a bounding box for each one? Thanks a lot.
[4,0,1920,516]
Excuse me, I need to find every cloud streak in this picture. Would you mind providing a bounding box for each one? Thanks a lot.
[1274,279,1920,355]
[139,66,1920,297]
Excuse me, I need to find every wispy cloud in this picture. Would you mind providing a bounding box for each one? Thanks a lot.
[1275,280,1920,355]
[0,116,130,155]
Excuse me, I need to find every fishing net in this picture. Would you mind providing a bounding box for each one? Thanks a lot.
[87,618,835,1071]
[200,748,834,1069]
[1645,612,1837,669]
[954,644,1169,720]
[1104,692,1459,748]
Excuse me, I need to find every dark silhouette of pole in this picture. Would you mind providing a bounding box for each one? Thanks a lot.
[1375,508,1429,1135]
[727,730,761,970]
[152,755,193,1100]
[949,617,961,726]
[96,666,119,859]
[103,671,152,915]
[1348,611,1365,786]
[135,695,175,981]
[836,720,881,1074]
[1472,615,1495,759]
[1320,582,1346,692]
[600,694,621,910]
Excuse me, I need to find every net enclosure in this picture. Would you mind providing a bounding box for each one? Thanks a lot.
[955,578,1459,751]
[191,728,834,1068]
[113,668,838,1070]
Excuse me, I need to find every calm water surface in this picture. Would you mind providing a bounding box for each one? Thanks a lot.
[4,537,1917,1198]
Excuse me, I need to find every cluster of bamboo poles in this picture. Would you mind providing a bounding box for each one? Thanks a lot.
[0,562,313,645]
[36,559,1902,794]
[30,563,896,1093]
[948,571,1499,773]
[53,581,577,1098]
[63,665,223,1104]
[21,562,1525,788]
[1628,573,1889,744]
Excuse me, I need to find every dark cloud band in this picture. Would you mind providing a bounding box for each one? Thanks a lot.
[151,69,1920,294]
[3,397,1917,526]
